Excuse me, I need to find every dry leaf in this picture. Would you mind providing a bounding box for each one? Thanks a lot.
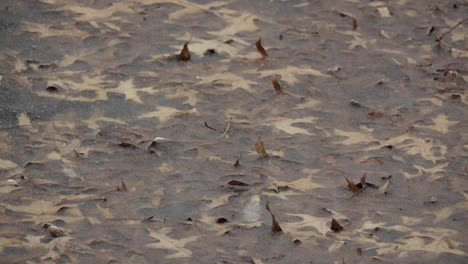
[349,100,361,107]
[430,196,438,203]
[233,159,240,167]
[117,179,128,191]
[327,66,341,73]
[6,179,18,186]
[368,111,384,117]
[256,38,269,58]
[345,177,360,193]
[176,41,191,61]
[118,142,137,149]
[443,65,449,76]
[360,174,367,188]
[352,17,358,30]
[362,158,383,165]
[43,223,65,237]
[204,49,216,55]
[265,201,283,233]
[272,76,284,94]
[216,217,228,224]
[321,154,337,164]
[381,174,392,180]
[46,86,59,93]
[356,248,363,255]
[255,136,269,159]
[331,218,343,232]
[376,181,389,195]
[228,180,249,186]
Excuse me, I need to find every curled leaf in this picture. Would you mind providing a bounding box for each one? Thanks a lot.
[255,136,269,159]
[176,41,191,61]
[265,201,283,233]
[350,100,361,107]
[46,86,59,93]
[376,181,389,195]
[356,248,363,255]
[256,38,269,58]
[228,180,249,186]
[43,223,65,237]
[360,174,367,188]
[331,218,343,232]
[368,111,384,117]
[233,159,240,167]
[345,177,360,193]
[118,142,137,149]
[327,65,341,73]
[117,179,128,191]
[271,76,284,94]
[352,17,358,30]
[217,217,228,224]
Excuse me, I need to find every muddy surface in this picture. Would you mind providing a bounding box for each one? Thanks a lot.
[0,0,467,263]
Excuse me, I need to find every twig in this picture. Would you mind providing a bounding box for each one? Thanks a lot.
[222,118,232,138]
[436,17,468,41]
[54,192,81,205]
[204,122,217,131]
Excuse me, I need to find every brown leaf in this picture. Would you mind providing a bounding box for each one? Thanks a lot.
[362,158,383,165]
[360,174,367,188]
[443,65,449,76]
[356,248,363,256]
[368,111,384,117]
[265,201,283,233]
[451,94,461,100]
[118,142,137,149]
[228,180,248,186]
[352,17,358,30]
[271,76,284,94]
[176,41,191,61]
[256,38,269,58]
[331,218,343,232]
[46,86,59,93]
[43,223,65,237]
[255,136,269,159]
[216,217,228,224]
[233,159,240,167]
[117,179,128,191]
[345,177,360,193]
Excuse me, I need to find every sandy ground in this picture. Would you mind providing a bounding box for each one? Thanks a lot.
[0,0,467,263]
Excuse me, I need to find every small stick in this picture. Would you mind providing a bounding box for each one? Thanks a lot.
[54,192,80,205]
[222,118,232,138]
[204,122,217,131]
[350,185,368,198]
[436,17,468,41]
